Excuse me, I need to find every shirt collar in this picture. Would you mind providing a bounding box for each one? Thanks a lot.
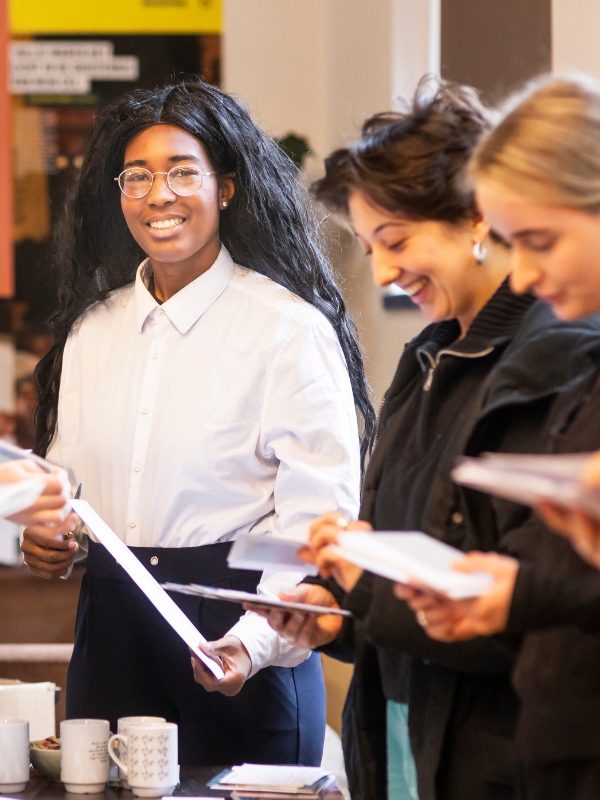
[134,246,235,334]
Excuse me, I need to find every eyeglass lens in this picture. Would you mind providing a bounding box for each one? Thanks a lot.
[119,166,205,198]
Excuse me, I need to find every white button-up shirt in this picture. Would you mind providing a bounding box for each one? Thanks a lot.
[49,247,360,674]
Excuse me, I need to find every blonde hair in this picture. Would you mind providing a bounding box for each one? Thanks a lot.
[472,74,600,211]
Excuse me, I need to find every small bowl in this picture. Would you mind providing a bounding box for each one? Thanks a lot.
[30,745,61,782]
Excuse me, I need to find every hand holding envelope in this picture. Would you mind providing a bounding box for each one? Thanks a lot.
[0,440,72,527]
[452,451,600,569]
[394,551,520,642]
[70,500,225,680]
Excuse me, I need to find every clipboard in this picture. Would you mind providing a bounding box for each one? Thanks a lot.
[162,583,352,617]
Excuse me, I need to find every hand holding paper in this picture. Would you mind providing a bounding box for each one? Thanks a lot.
[395,551,519,642]
[250,583,347,650]
[305,511,371,592]
[452,451,600,569]
[70,500,224,680]
[0,441,72,526]
[331,531,494,599]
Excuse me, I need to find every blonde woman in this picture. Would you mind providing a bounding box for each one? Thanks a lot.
[398,75,600,800]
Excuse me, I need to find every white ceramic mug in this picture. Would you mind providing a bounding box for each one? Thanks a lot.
[0,718,29,793]
[60,718,110,793]
[116,716,166,788]
[108,721,178,798]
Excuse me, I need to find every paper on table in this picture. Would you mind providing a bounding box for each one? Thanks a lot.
[211,763,334,791]
[452,452,600,519]
[227,535,318,576]
[70,500,224,679]
[332,531,493,599]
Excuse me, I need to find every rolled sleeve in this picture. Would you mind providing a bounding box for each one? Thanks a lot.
[228,569,311,676]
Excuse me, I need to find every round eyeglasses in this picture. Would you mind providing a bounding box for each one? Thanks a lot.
[115,165,218,199]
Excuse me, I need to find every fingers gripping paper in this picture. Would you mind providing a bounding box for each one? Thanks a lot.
[70,500,224,680]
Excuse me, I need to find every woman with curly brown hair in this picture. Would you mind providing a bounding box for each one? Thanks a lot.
[255,79,600,800]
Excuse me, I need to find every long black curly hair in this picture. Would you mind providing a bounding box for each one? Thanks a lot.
[35,78,375,465]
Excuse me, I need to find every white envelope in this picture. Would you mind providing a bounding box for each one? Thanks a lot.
[227,535,318,576]
[333,531,493,599]
[71,500,224,680]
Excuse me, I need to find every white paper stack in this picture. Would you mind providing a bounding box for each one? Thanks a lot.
[209,763,336,797]
[452,452,600,518]
[332,532,493,599]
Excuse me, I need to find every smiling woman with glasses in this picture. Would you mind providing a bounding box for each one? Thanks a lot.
[20,77,375,768]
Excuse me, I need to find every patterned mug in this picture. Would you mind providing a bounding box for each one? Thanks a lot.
[108,721,178,798]
[115,716,167,788]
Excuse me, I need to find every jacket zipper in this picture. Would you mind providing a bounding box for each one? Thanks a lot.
[417,345,495,392]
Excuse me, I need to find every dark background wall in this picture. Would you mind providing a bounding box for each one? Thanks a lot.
[441,0,552,101]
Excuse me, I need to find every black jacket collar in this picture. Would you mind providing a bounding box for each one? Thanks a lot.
[414,278,536,359]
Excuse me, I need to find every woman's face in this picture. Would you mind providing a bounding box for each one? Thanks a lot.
[120,124,232,268]
[477,179,600,321]
[348,189,488,325]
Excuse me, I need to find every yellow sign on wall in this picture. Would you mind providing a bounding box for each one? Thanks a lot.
[10,0,221,34]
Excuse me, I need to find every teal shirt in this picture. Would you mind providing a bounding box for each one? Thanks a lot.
[387,701,419,800]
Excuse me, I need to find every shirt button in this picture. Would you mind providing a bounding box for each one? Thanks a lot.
[451,512,463,525]
[129,519,137,528]
[150,556,158,566]
[152,351,160,359]
[156,309,165,318]
[133,463,141,472]
[141,406,149,414]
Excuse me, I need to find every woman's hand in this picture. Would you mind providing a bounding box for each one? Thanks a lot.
[190,635,252,696]
[394,552,519,642]
[3,462,71,527]
[299,511,372,592]
[537,501,600,569]
[245,583,344,649]
[534,451,600,569]
[21,514,80,579]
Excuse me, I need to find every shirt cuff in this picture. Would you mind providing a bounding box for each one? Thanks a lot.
[228,611,311,677]
[226,568,312,677]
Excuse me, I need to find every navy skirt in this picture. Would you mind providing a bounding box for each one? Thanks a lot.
[66,540,326,766]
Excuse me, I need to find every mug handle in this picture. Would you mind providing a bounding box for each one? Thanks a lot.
[107,733,128,775]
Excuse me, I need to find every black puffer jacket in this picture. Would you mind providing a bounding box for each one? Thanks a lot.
[321,283,600,800]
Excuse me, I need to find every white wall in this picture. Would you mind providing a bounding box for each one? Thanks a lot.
[552,0,600,77]
[223,0,438,401]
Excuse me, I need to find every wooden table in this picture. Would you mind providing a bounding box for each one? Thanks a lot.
[14,766,344,799]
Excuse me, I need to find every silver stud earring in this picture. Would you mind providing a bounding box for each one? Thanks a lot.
[221,200,228,208]
[473,240,487,264]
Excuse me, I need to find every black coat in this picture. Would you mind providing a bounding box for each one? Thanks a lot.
[498,362,600,767]
[322,284,600,800]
